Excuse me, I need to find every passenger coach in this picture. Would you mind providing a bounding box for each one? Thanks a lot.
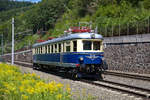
[32,27,108,78]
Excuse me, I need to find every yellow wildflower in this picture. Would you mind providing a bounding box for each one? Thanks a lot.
[36,81,45,87]
[47,82,58,94]
[37,75,40,79]
[31,73,36,77]
[57,83,63,88]
[66,87,71,93]
[67,94,71,98]
[5,90,10,94]
[22,94,28,100]
[66,84,71,92]
[26,87,35,94]
[19,86,25,92]
[56,94,62,100]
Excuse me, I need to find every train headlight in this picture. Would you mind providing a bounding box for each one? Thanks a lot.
[102,57,105,61]
[79,57,84,61]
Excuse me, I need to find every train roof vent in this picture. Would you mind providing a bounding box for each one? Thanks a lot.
[37,40,46,43]
[65,27,91,33]
[48,37,55,40]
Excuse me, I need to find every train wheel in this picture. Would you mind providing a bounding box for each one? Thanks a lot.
[33,63,40,70]
[33,63,37,70]
[96,73,104,80]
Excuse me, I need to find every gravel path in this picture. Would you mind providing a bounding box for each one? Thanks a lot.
[16,65,144,100]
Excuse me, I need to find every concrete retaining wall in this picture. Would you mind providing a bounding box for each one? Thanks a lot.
[2,50,32,63]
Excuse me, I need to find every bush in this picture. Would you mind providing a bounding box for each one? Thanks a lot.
[0,63,72,100]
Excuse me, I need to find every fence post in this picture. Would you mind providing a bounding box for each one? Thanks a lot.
[112,23,114,37]
[136,22,139,34]
[119,20,120,36]
[105,25,107,37]
[127,23,129,35]
[148,17,150,33]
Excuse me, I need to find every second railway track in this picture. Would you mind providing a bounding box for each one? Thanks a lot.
[81,79,150,99]
[104,71,150,81]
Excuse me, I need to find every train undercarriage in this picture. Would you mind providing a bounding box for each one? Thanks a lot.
[33,62,108,80]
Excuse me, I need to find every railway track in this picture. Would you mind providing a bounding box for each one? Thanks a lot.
[7,60,33,68]
[81,79,150,99]
[104,71,150,81]
[6,61,150,99]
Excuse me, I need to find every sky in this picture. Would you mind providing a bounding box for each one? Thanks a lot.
[16,0,41,3]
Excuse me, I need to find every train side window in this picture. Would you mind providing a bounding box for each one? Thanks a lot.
[38,47,40,54]
[73,41,77,52]
[45,46,47,54]
[37,48,39,54]
[37,48,38,54]
[93,41,100,50]
[51,45,53,53]
[63,42,65,52]
[66,41,70,52]
[41,47,42,54]
[36,48,38,54]
[55,44,57,53]
[58,43,61,53]
[39,47,40,54]
[47,45,50,53]
[47,45,49,53]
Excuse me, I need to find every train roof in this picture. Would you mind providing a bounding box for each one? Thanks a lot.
[33,32,103,47]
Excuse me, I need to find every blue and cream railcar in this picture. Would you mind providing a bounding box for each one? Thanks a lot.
[32,32,107,78]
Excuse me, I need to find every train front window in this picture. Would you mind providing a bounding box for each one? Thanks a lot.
[93,41,100,50]
[82,40,101,51]
[83,41,92,50]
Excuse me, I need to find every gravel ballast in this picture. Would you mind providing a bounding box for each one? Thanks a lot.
[17,65,143,100]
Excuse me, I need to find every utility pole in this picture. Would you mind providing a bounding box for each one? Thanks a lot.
[12,18,14,65]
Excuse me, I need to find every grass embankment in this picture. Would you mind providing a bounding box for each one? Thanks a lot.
[0,63,72,100]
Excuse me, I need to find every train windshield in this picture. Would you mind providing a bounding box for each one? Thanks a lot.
[83,41,92,50]
[93,41,100,50]
[83,40,101,51]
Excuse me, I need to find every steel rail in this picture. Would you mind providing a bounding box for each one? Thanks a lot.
[104,71,150,81]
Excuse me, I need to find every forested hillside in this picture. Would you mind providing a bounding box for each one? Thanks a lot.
[0,0,33,11]
[0,0,150,53]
